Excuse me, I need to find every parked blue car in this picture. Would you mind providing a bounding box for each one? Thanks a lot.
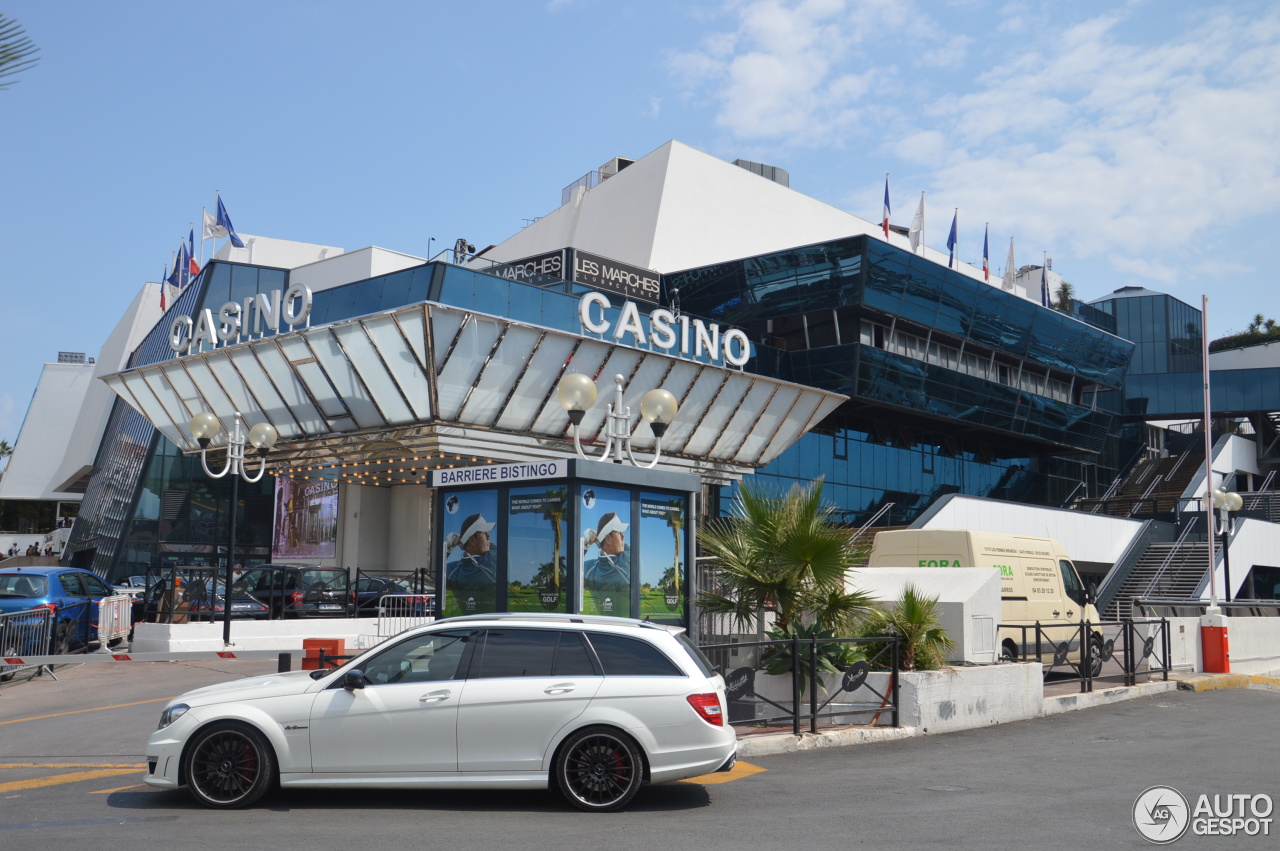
[0,566,120,654]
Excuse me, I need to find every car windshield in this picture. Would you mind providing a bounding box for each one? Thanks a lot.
[302,570,349,591]
[0,574,49,598]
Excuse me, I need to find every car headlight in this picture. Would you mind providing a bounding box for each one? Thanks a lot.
[158,703,190,729]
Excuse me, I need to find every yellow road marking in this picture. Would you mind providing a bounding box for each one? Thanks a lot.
[0,696,172,725]
[0,769,140,794]
[680,760,766,785]
[91,783,148,794]
[0,763,143,769]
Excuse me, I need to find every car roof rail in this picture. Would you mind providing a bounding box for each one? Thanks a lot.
[434,612,669,631]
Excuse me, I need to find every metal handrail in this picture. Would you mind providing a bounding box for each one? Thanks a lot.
[1141,515,1205,597]
[1129,474,1164,516]
[852,502,896,542]
[1062,481,1086,507]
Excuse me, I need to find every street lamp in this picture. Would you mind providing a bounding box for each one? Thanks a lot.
[1208,488,1244,603]
[190,411,279,646]
[556,373,678,469]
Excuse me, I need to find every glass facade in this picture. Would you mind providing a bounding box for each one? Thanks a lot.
[73,233,1147,577]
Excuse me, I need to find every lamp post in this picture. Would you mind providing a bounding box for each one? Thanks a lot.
[189,411,279,646]
[1209,488,1244,603]
[556,373,678,468]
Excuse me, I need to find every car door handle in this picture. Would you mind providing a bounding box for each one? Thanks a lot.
[1066,610,1075,619]
[1052,610,1061,618]
[419,689,452,704]
[544,683,576,695]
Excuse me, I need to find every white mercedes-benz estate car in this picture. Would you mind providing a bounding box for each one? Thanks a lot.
[144,614,737,812]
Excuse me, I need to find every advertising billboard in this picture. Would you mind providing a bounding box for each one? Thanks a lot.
[441,488,499,617]
[579,485,632,617]
[639,492,686,619]
[507,485,569,613]
[271,478,338,560]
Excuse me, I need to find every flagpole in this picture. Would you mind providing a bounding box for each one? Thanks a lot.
[201,207,208,264]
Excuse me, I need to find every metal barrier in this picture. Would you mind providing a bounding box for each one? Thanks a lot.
[1,607,54,681]
[376,594,436,637]
[999,618,1171,692]
[1133,598,1280,618]
[699,636,901,735]
[96,594,133,644]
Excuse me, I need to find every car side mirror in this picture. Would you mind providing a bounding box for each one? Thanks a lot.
[343,670,369,691]
[1086,582,1098,604]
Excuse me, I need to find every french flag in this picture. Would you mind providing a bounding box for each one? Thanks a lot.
[882,174,891,239]
[982,224,990,281]
[188,228,200,278]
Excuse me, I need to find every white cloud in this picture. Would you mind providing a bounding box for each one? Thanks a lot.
[669,2,1280,291]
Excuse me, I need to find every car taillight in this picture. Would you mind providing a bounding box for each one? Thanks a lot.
[291,591,304,606]
[686,693,724,726]
[33,602,57,614]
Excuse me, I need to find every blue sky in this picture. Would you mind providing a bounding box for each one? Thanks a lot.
[3,0,1278,444]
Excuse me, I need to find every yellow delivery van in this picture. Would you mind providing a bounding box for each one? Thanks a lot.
[867,529,1103,674]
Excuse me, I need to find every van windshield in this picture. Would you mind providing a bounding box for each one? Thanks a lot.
[1059,560,1086,607]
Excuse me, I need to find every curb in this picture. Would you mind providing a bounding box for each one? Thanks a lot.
[1041,679,1177,715]
[1174,673,1280,692]
[736,724,915,758]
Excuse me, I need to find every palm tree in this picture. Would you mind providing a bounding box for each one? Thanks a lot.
[664,498,684,599]
[873,584,955,671]
[697,477,875,636]
[537,486,568,597]
[1053,280,1075,312]
[0,16,39,90]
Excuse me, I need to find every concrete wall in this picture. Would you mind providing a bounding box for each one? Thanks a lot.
[892,665,1046,734]
[131,619,390,653]
[915,494,1145,565]
[1161,616,1280,676]
[389,485,432,572]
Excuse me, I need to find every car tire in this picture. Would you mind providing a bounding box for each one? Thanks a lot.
[1000,641,1018,663]
[554,726,645,813]
[1,637,17,681]
[50,620,74,656]
[183,722,277,809]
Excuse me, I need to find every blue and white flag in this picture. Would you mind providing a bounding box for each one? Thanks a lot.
[216,196,245,248]
[946,210,958,269]
[982,224,990,281]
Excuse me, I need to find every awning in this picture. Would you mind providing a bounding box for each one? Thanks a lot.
[101,301,846,485]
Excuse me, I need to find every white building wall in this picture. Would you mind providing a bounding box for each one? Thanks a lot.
[0,360,96,501]
[288,246,426,294]
[52,281,169,493]
[389,485,432,573]
[916,494,1145,565]
[1209,344,1280,370]
[212,234,344,269]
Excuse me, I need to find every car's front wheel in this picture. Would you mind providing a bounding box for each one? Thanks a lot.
[183,722,276,808]
[554,726,644,812]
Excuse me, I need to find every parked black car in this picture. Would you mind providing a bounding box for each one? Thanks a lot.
[233,565,351,618]
[351,576,433,616]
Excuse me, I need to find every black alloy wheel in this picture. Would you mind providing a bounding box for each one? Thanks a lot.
[555,726,644,812]
[183,722,276,808]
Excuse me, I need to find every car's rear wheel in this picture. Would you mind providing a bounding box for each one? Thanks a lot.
[555,726,644,812]
[183,722,276,809]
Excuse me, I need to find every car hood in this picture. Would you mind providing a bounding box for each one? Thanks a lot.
[177,669,324,706]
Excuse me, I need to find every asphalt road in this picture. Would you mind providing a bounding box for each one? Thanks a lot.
[1,660,1276,849]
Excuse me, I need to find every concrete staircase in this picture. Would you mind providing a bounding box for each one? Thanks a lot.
[1102,540,1214,619]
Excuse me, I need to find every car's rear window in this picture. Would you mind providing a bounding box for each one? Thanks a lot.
[0,574,49,598]
[302,570,349,590]
[675,632,718,677]
[585,632,684,677]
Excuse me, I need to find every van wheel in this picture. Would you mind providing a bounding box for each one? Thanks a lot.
[1087,636,1105,678]
[1000,642,1019,663]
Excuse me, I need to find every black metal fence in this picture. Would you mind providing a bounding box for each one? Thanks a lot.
[699,636,901,735]
[999,618,1171,692]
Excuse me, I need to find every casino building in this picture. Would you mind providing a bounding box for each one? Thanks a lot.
[28,139,1271,624]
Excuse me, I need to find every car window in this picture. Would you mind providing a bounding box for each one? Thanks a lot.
[472,629,558,678]
[585,633,684,677]
[58,573,87,596]
[362,630,472,685]
[675,632,717,677]
[553,632,599,677]
[303,570,348,591]
[0,574,48,597]
[81,573,113,597]
[1059,560,1086,607]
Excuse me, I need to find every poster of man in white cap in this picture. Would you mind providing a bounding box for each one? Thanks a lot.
[442,489,499,616]
[580,486,632,617]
